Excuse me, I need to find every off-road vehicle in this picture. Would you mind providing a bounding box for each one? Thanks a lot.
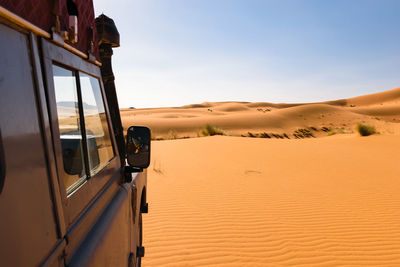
[0,1,149,266]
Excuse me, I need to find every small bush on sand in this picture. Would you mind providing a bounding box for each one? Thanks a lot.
[260,132,271,138]
[294,128,314,138]
[356,123,376,136]
[327,128,345,136]
[202,124,225,136]
[247,132,257,138]
[327,130,337,136]
[168,129,178,139]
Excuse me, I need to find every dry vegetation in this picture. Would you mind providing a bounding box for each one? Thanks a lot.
[201,124,225,136]
[356,123,376,136]
[121,86,400,140]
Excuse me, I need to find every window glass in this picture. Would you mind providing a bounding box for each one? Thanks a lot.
[52,65,86,193]
[79,73,114,176]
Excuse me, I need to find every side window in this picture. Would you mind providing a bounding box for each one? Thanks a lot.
[79,73,114,176]
[52,65,114,195]
[53,65,87,193]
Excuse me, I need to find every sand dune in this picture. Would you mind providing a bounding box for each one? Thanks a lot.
[121,87,400,139]
[213,103,251,112]
[347,87,400,106]
[351,104,400,116]
[121,86,400,266]
[143,135,400,266]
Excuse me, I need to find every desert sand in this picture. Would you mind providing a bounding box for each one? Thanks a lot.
[122,87,400,266]
[121,87,400,139]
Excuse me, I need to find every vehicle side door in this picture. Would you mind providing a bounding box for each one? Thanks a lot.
[41,38,133,266]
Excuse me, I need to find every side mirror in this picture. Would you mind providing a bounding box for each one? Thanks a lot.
[126,126,151,168]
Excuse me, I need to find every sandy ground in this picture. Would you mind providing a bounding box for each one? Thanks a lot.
[143,135,400,266]
[121,87,400,139]
[121,87,400,266]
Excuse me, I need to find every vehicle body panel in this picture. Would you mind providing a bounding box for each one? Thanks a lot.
[0,22,60,266]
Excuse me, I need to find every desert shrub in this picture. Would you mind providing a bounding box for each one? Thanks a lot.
[294,128,314,138]
[168,129,178,139]
[202,124,225,136]
[257,108,271,113]
[356,123,376,136]
[269,133,282,139]
[293,133,303,139]
[327,131,337,136]
[260,132,271,138]
[151,132,163,141]
[327,128,345,136]
[247,132,258,138]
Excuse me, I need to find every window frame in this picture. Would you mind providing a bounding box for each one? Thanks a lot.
[41,38,121,227]
[52,65,89,195]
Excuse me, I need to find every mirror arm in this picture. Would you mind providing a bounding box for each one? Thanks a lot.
[125,166,143,174]
[124,166,143,183]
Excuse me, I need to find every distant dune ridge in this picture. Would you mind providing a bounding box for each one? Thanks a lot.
[120,87,400,139]
[124,87,400,266]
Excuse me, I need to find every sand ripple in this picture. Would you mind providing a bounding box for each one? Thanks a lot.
[143,136,400,266]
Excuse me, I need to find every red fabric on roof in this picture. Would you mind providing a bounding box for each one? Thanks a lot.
[1,0,99,60]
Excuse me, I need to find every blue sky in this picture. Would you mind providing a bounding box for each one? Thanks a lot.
[94,0,400,108]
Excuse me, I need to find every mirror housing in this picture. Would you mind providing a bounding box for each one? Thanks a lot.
[126,126,151,168]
